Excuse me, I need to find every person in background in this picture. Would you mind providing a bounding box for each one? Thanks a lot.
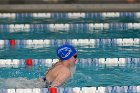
[43,44,77,87]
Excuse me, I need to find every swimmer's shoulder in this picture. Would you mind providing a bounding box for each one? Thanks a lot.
[57,65,71,75]
[54,62,70,74]
[54,61,62,66]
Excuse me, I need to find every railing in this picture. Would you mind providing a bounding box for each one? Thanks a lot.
[0,23,140,33]
[0,38,140,48]
[0,58,139,68]
[1,86,140,93]
[0,12,140,19]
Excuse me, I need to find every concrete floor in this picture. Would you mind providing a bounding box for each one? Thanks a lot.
[0,4,140,12]
[0,0,139,4]
[0,0,139,12]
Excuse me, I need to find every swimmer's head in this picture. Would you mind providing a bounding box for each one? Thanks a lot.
[57,44,77,61]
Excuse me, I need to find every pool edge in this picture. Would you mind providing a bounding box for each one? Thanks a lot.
[0,4,140,12]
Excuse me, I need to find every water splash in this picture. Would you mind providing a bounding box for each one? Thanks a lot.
[0,77,46,88]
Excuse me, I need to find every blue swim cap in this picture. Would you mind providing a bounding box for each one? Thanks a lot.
[57,44,77,61]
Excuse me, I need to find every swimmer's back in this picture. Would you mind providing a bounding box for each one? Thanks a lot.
[45,62,70,83]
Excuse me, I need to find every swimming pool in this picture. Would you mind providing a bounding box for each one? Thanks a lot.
[0,12,140,93]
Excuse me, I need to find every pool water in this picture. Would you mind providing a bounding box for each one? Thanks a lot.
[0,63,140,88]
[0,12,140,89]
[0,44,140,58]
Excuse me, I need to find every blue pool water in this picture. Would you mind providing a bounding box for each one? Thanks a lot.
[0,62,140,88]
[0,12,140,89]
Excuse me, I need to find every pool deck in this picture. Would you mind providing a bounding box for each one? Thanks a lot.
[0,4,140,12]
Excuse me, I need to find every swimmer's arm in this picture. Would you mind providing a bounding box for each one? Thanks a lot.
[50,71,70,87]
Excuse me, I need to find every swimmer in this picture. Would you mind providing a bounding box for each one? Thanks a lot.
[43,44,77,87]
